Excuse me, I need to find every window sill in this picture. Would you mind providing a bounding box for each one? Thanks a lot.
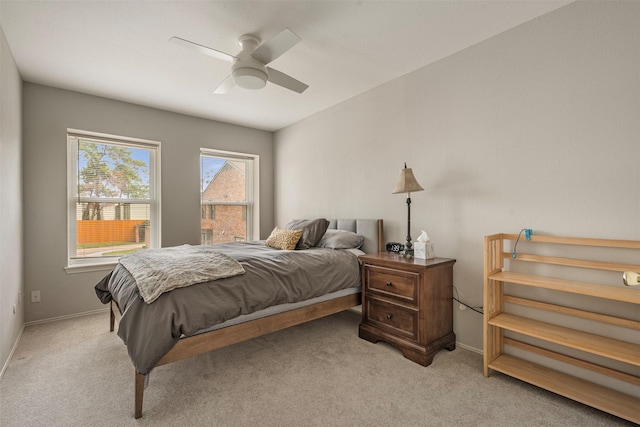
[64,261,116,274]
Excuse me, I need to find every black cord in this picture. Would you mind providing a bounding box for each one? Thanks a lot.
[453,296,484,314]
[452,286,483,314]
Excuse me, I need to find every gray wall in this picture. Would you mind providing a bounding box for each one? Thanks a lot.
[22,84,274,322]
[275,1,639,358]
[0,25,23,373]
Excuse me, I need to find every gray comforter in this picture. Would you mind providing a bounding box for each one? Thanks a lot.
[95,241,361,374]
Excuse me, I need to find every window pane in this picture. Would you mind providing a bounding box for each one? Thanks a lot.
[68,132,160,267]
[78,141,150,201]
[201,205,246,245]
[75,203,150,258]
[201,153,252,244]
[201,157,246,203]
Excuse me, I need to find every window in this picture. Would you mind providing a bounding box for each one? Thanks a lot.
[200,149,258,245]
[201,205,215,220]
[67,130,161,270]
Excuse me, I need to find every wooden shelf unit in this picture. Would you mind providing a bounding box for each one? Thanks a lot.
[483,233,640,424]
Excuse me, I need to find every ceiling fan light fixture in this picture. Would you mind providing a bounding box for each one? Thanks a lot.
[172,28,307,94]
[232,67,267,90]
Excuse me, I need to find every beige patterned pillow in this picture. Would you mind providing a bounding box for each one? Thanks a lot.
[265,226,303,250]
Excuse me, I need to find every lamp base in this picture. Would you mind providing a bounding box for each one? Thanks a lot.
[403,241,414,258]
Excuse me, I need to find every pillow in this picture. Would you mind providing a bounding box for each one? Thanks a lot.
[317,229,365,249]
[265,227,303,250]
[284,218,330,249]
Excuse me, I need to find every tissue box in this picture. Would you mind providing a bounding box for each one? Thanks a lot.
[414,242,434,259]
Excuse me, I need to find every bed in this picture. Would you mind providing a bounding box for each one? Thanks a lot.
[95,218,383,418]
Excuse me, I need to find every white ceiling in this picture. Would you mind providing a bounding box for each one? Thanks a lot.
[0,1,571,132]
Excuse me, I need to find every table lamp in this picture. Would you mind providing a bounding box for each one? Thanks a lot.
[392,163,424,257]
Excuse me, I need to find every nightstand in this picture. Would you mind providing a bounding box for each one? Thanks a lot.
[358,253,456,366]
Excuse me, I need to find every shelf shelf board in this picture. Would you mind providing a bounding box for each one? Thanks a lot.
[488,271,640,304]
[489,354,640,424]
[488,313,640,366]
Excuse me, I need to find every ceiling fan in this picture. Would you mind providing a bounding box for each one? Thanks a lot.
[170,28,308,94]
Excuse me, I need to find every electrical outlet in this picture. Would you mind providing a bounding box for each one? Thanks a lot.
[31,290,41,303]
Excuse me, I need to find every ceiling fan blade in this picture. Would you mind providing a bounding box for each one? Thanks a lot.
[213,74,235,94]
[267,67,308,94]
[169,36,235,63]
[251,28,301,64]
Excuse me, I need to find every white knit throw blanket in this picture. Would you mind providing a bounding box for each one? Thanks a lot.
[119,245,245,304]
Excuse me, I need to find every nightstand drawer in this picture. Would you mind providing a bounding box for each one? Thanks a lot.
[365,297,418,341]
[365,265,418,303]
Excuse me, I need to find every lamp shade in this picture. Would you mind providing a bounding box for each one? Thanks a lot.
[392,163,424,194]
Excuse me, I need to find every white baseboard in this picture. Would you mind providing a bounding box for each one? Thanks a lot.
[24,307,110,327]
[456,341,482,355]
[1,324,25,379]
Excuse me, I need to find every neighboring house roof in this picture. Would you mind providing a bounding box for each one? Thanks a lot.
[202,161,245,202]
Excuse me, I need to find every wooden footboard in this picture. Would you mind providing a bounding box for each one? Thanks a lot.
[134,292,361,418]
[158,293,360,366]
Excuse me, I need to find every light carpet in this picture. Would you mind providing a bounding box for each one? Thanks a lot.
[0,310,635,426]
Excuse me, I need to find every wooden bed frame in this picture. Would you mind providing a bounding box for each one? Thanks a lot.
[109,219,383,418]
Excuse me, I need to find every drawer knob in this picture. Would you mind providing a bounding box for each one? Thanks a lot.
[386,314,393,320]
[386,281,393,287]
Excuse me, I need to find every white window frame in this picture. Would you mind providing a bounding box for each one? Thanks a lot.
[200,148,259,243]
[65,129,161,273]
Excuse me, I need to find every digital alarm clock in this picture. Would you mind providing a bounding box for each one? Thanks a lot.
[385,242,405,254]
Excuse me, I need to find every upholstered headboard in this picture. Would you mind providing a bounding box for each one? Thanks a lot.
[327,219,384,254]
